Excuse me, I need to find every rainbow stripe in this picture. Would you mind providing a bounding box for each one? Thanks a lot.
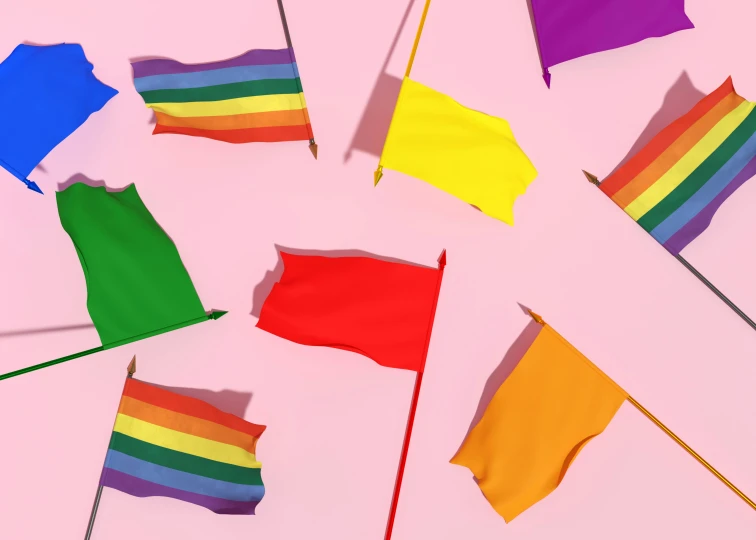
[131,49,312,143]
[600,77,756,255]
[99,378,265,514]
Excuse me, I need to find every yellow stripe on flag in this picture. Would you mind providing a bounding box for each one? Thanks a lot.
[450,324,627,522]
[624,100,755,220]
[379,77,537,225]
[147,93,306,118]
[113,414,261,468]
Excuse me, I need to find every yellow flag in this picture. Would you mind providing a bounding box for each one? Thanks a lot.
[378,77,537,225]
[451,324,627,522]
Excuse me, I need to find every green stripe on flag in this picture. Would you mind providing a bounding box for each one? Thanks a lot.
[639,108,756,232]
[108,431,263,486]
[139,78,302,104]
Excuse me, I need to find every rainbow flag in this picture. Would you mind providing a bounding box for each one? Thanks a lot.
[600,77,756,255]
[131,48,312,144]
[99,378,265,514]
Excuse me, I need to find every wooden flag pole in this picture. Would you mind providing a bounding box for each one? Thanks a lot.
[374,0,432,186]
[84,357,137,540]
[529,311,756,512]
[0,311,227,382]
[384,249,446,540]
[583,170,756,334]
[275,0,317,159]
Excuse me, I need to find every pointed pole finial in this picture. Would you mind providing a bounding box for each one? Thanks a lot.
[374,166,384,186]
[542,68,551,89]
[437,249,447,270]
[309,141,318,159]
[26,180,44,194]
[583,170,600,186]
[528,310,545,325]
[127,356,136,377]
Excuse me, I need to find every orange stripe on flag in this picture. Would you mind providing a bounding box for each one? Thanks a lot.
[155,109,311,131]
[123,379,265,439]
[611,90,744,209]
[118,395,259,453]
[601,77,738,198]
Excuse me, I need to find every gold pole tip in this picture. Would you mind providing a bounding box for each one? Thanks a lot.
[374,168,383,186]
[582,170,600,185]
[528,310,545,324]
[127,356,136,375]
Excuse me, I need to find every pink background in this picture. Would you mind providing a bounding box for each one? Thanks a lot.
[1,0,755,538]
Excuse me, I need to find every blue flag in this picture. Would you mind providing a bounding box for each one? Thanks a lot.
[0,43,117,194]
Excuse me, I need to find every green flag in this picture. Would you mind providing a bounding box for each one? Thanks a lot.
[0,183,225,381]
[57,183,207,345]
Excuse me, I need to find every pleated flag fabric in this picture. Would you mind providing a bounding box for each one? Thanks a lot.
[100,378,265,514]
[451,323,627,522]
[131,49,313,143]
[56,182,212,347]
[378,78,537,225]
[600,77,756,255]
[532,0,694,87]
[256,251,445,372]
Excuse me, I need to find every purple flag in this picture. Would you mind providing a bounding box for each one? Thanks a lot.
[531,0,694,87]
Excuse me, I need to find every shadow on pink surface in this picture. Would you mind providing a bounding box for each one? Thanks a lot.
[149,383,254,418]
[455,305,542,452]
[57,172,108,191]
[250,244,436,318]
[606,71,706,177]
[56,174,185,249]
[343,0,416,162]
[0,323,94,339]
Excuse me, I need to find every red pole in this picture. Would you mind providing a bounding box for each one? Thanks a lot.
[383,250,446,540]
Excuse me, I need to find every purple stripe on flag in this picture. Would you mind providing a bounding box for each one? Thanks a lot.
[132,48,296,79]
[664,155,756,255]
[100,468,259,515]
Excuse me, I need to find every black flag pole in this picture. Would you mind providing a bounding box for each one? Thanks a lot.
[276,0,317,159]
[583,170,756,333]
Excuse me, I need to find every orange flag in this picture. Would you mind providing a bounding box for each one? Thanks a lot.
[451,321,627,522]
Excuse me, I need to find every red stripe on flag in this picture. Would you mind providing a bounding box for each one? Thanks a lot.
[153,123,312,143]
[122,379,266,438]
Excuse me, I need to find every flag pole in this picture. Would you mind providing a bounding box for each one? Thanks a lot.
[526,0,551,88]
[374,0,432,186]
[583,170,756,334]
[84,356,137,540]
[0,311,227,382]
[528,310,756,512]
[625,395,756,511]
[384,249,446,540]
[275,0,317,159]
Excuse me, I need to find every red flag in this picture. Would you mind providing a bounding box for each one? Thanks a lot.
[256,251,446,372]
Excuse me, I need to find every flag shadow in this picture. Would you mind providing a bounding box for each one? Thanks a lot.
[149,383,253,418]
[343,0,416,162]
[57,174,183,247]
[605,71,706,177]
[57,173,108,191]
[0,323,94,339]
[453,314,543,457]
[250,244,437,318]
